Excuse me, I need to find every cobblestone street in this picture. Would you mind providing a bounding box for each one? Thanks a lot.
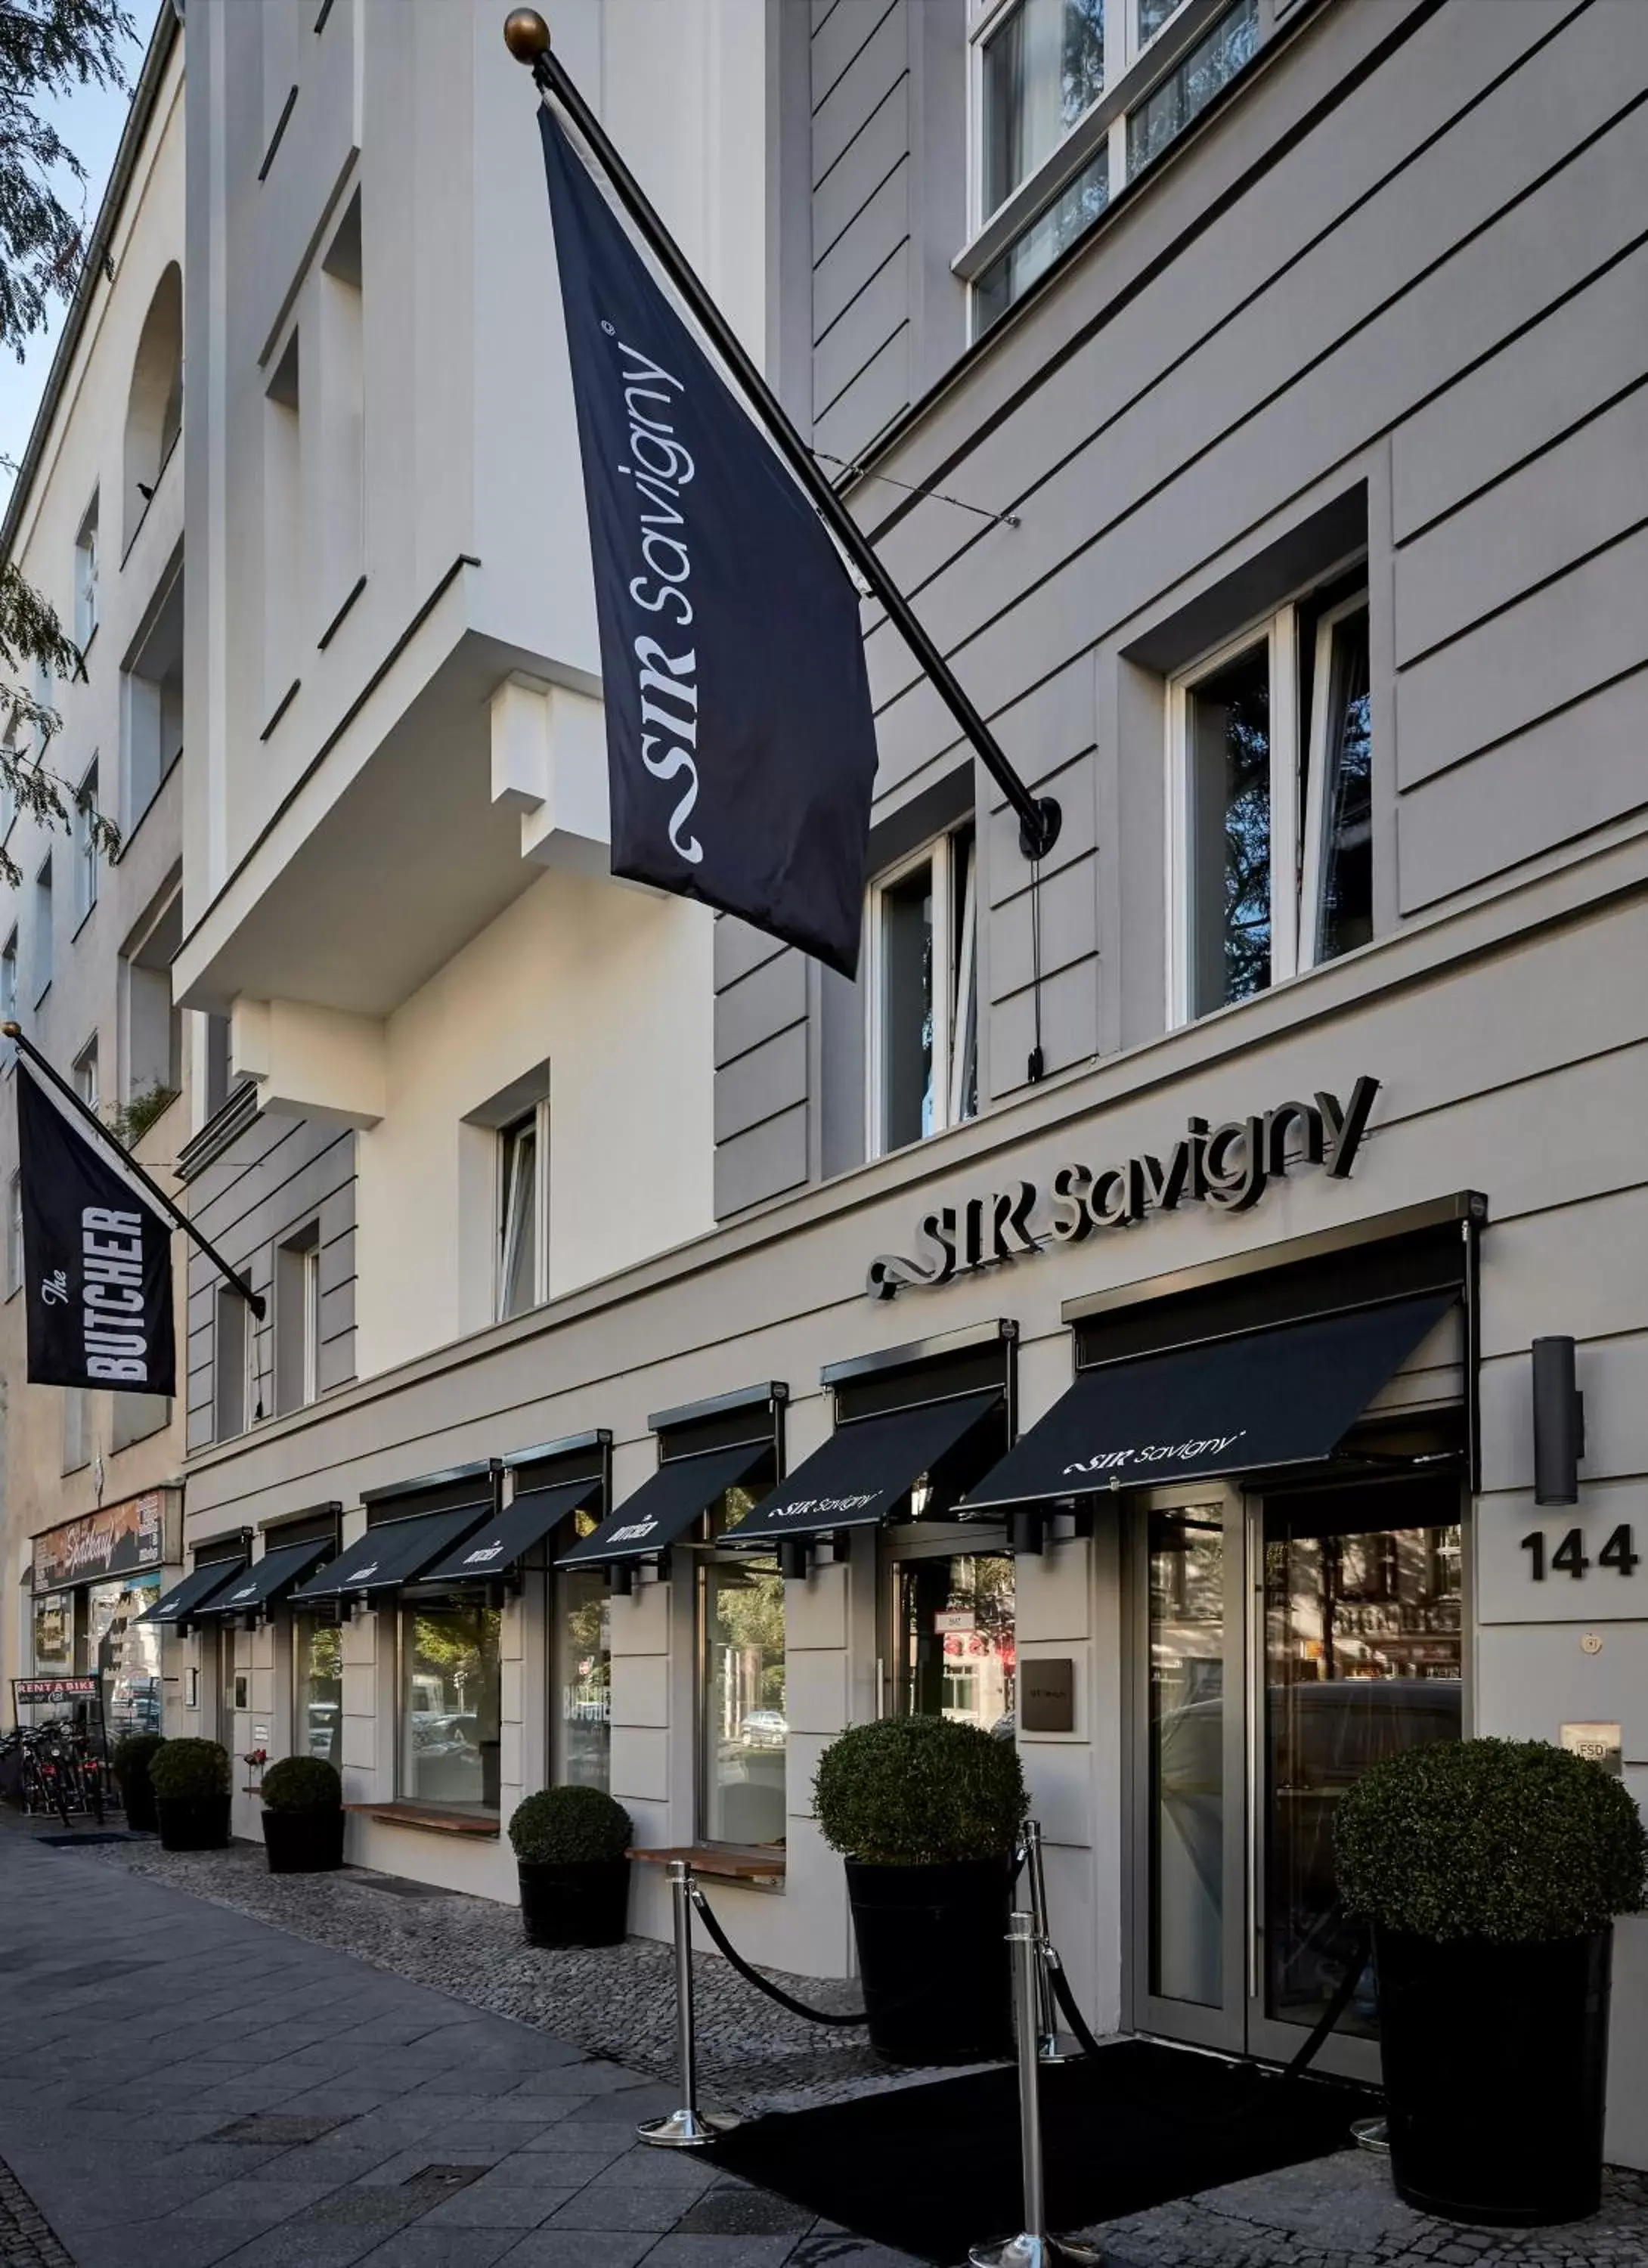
[0,1825,1637,2268]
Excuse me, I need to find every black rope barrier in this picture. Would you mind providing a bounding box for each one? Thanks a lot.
[689,1886,871,2025]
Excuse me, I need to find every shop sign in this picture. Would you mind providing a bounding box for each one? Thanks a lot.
[32,1493,168,1590]
[14,1675,98,1705]
[868,1077,1380,1300]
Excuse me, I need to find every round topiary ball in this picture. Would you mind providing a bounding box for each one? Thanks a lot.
[813,1715,1027,1867]
[1335,1735,1648,1944]
[508,1784,633,1866]
[148,1737,232,1803]
[112,1730,165,1781]
[260,1755,342,1813]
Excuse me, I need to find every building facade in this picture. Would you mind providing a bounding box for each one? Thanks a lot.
[0,10,194,1743]
[156,0,1648,2167]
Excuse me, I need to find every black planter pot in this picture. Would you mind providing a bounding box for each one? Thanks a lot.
[1374,1920,1612,2226]
[844,1854,1013,2065]
[117,1774,157,1833]
[517,1857,630,1948]
[154,1794,232,1852]
[262,1808,345,1875]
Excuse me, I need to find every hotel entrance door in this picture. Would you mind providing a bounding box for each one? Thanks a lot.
[1129,1475,1464,2078]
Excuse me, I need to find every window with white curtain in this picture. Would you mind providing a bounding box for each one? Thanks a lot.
[1168,581,1372,1025]
[497,1104,548,1321]
[869,821,979,1156]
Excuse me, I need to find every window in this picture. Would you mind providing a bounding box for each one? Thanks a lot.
[74,492,99,647]
[73,1037,98,1111]
[62,1390,88,1476]
[218,1622,238,1744]
[893,1552,1017,1734]
[215,1285,248,1439]
[121,565,182,830]
[1169,584,1371,1024]
[294,1613,342,1765]
[74,760,98,923]
[33,854,51,1002]
[32,1590,73,1672]
[82,1574,162,1740]
[970,0,1259,333]
[275,1221,322,1412]
[2,930,17,1025]
[398,1601,503,1814]
[264,330,302,714]
[497,1105,547,1320]
[699,1480,786,1846]
[556,1563,611,1790]
[7,1172,21,1296]
[120,886,181,1120]
[123,264,182,547]
[1127,0,1257,176]
[112,1389,169,1452]
[318,190,364,618]
[869,822,977,1156]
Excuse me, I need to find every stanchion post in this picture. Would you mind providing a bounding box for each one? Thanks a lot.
[637,1860,739,2148]
[968,1913,1101,2268]
[1022,1820,1081,2065]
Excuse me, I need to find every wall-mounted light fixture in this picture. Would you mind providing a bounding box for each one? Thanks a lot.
[1532,1336,1585,1506]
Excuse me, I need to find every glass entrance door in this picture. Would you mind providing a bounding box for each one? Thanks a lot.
[1130,1476,1464,2075]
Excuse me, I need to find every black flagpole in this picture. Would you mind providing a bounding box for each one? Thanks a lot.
[4,1021,266,1320]
[503,8,1061,865]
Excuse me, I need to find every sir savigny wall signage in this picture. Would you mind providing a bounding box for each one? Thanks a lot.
[867,1077,1380,1300]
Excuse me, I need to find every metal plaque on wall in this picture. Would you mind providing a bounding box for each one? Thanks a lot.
[1021,1657,1076,1734]
[1560,1721,1623,1776]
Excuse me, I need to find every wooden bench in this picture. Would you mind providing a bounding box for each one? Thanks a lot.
[630,1843,785,1885]
[345,1802,500,1839]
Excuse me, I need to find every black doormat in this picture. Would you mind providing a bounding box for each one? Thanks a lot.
[711,2040,1374,2263]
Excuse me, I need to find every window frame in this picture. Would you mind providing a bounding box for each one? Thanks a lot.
[961,0,1262,337]
[74,493,99,650]
[496,1099,550,1322]
[1165,577,1371,1029]
[73,1036,98,1114]
[695,1538,788,1849]
[73,758,99,926]
[395,1595,504,1814]
[865,820,979,1160]
[32,851,52,1005]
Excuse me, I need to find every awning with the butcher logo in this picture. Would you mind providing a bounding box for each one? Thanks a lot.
[423,1476,603,1585]
[960,1294,1455,1514]
[559,1441,772,1569]
[191,1535,338,1621]
[290,1505,494,1603]
[726,1390,1002,1548]
[140,1557,248,1625]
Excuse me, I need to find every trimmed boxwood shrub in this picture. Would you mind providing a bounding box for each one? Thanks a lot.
[112,1731,165,1783]
[148,1737,231,1803]
[508,1785,632,1866]
[813,1716,1027,1867]
[1336,1736,1648,1944]
[261,1755,342,1813]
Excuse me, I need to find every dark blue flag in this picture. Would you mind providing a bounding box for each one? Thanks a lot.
[16,1061,175,1396]
[538,108,878,980]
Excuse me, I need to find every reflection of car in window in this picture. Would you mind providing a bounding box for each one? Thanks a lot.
[739,1709,788,1749]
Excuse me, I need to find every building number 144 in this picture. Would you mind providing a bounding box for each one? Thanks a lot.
[1521,1526,1638,1580]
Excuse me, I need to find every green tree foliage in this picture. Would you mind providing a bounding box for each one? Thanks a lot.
[0,0,137,888]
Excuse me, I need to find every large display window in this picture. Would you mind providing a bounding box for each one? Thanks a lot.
[398,1600,503,1813]
[556,1567,611,1790]
[294,1613,342,1765]
[32,1591,74,1674]
[699,1486,785,1846]
[79,1574,162,1739]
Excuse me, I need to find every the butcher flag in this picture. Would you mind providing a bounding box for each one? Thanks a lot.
[15,1061,175,1396]
[538,109,878,981]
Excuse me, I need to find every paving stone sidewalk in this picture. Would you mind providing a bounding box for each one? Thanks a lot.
[5,1826,1647,2268]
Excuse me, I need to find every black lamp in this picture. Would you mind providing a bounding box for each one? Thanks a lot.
[1532,1336,1585,1506]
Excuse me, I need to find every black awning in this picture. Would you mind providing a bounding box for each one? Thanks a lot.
[140,1559,247,1625]
[961,1293,1455,1513]
[192,1536,336,1620]
[728,1390,1002,1548]
[290,1504,494,1602]
[559,1440,772,1569]
[421,1476,602,1584]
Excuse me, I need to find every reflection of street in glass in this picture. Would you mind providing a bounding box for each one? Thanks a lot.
[705,1554,785,1843]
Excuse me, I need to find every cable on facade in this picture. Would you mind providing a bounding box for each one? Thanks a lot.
[813,450,1022,528]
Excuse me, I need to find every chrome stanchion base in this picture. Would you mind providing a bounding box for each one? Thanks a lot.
[1351,2116,1389,2155]
[968,2232,1103,2267]
[637,2107,740,2149]
[1037,2031,1086,2066]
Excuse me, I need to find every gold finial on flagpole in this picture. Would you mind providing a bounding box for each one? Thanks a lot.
[503,10,550,63]
[1,1021,19,1038]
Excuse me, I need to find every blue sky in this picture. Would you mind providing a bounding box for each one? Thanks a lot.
[0,14,151,517]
